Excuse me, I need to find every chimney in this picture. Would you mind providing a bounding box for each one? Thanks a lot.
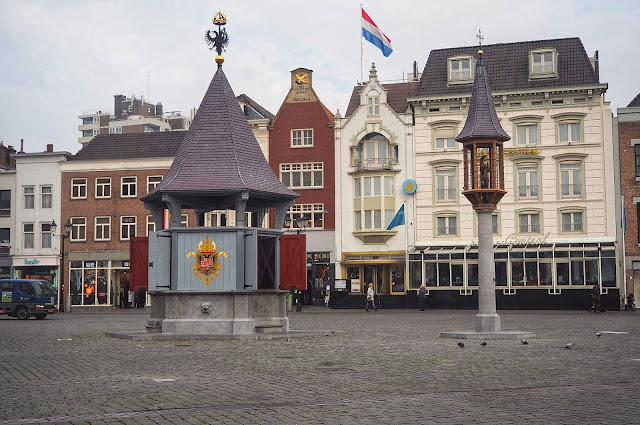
[20,139,24,153]
[46,144,54,152]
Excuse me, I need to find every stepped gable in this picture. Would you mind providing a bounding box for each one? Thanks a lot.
[73,132,185,160]
[142,68,298,205]
[456,53,510,143]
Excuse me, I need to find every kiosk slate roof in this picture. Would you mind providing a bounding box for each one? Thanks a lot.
[456,54,510,142]
[142,68,297,201]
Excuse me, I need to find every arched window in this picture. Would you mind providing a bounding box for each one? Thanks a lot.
[352,133,398,170]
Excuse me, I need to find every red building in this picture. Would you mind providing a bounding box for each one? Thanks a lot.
[269,68,335,304]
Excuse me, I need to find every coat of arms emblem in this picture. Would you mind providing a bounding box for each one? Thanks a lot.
[186,236,228,286]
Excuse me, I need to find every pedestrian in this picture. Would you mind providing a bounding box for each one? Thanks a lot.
[365,283,376,311]
[591,283,601,312]
[418,283,427,311]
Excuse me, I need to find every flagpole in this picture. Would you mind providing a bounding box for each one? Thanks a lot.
[360,4,363,83]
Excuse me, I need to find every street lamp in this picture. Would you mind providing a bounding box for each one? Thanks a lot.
[51,220,72,312]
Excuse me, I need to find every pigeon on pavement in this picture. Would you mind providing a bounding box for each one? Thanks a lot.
[595,332,602,337]
[565,343,575,349]
[457,342,465,348]
[521,339,528,345]
[480,342,487,346]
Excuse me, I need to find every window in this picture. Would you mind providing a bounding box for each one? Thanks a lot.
[71,217,86,241]
[40,186,52,209]
[516,124,538,145]
[280,163,323,189]
[448,57,472,83]
[529,49,557,78]
[92,129,100,136]
[181,214,188,227]
[121,216,136,240]
[367,94,380,115]
[352,133,397,169]
[436,214,457,236]
[207,211,228,227]
[518,212,541,234]
[517,164,539,199]
[561,210,584,233]
[432,123,458,150]
[71,178,87,199]
[291,129,313,147]
[41,223,51,249]
[284,204,325,230]
[0,190,10,216]
[121,177,137,197]
[147,176,162,193]
[635,145,640,178]
[95,217,111,241]
[92,116,100,124]
[108,127,122,134]
[353,175,395,231]
[560,162,583,197]
[436,168,457,203]
[492,213,499,234]
[23,223,34,249]
[146,216,156,236]
[95,178,111,198]
[559,122,581,142]
[24,186,34,209]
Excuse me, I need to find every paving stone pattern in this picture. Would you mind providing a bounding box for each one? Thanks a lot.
[0,308,638,424]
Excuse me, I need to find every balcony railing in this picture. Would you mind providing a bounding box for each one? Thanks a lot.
[561,184,582,196]
[353,158,394,171]
[518,185,539,198]
[437,188,456,202]
[533,64,553,74]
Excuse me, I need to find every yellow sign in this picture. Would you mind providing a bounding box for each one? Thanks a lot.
[187,236,228,286]
[505,148,540,155]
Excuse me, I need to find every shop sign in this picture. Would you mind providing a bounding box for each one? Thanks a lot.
[123,261,130,267]
[465,232,551,250]
[24,259,39,264]
[402,180,417,194]
[505,148,540,156]
[307,252,330,263]
[350,279,361,293]
[334,279,347,290]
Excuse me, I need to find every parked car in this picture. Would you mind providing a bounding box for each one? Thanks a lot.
[0,279,58,320]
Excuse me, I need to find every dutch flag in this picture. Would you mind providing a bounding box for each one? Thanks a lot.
[361,8,393,57]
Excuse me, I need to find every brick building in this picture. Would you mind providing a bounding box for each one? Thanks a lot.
[615,92,640,303]
[268,68,335,304]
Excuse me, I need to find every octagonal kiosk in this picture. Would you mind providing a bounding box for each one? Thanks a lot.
[141,13,299,335]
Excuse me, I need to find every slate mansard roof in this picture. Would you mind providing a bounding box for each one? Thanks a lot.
[237,93,275,121]
[345,81,419,117]
[142,68,297,202]
[415,37,600,98]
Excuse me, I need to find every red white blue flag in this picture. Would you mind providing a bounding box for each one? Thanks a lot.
[361,8,393,57]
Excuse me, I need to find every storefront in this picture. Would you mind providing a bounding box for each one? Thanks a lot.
[341,252,406,296]
[408,240,619,310]
[306,251,333,305]
[67,252,130,307]
[12,257,59,290]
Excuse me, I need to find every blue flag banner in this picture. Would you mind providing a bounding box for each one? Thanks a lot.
[387,204,405,230]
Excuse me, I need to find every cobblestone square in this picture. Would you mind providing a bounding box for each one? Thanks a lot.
[0,308,638,424]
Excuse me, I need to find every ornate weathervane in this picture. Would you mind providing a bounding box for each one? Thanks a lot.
[204,10,229,67]
[476,29,484,49]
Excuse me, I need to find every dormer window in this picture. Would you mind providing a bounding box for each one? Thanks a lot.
[529,48,557,79]
[447,56,473,85]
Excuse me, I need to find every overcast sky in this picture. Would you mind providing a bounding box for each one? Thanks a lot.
[1,0,638,155]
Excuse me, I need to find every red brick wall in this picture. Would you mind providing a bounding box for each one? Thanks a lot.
[269,102,335,229]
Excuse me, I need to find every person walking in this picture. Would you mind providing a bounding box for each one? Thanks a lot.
[365,283,376,311]
[418,283,427,311]
[591,283,601,312]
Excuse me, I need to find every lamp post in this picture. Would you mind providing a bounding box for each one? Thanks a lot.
[51,220,72,313]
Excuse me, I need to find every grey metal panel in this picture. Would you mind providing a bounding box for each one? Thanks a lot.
[148,231,171,291]
[173,230,237,291]
[242,229,258,290]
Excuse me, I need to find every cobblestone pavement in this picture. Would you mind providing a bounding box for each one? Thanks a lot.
[0,307,638,424]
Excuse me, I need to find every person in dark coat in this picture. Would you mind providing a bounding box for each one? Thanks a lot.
[418,283,427,311]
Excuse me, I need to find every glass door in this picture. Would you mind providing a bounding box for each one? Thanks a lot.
[363,265,387,295]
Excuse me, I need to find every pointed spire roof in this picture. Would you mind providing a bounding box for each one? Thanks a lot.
[456,52,510,143]
[142,67,298,207]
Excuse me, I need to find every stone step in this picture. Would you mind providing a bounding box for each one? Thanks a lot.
[254,325,283,334]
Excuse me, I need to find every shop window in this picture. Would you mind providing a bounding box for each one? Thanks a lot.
[23,186,34,209]
[121,177,137,198]
[95,178,111,198]
[409,261,422,290]
[95,217,111,241]
[0,190,10,217]
[120,216,136,240]
[71,217,86,241]
[23,223,34,249]
[41,223,51,249]
[41,186,52,209]
[71,178,87,199]
[147,176,162,193]
[495,260,507,286]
